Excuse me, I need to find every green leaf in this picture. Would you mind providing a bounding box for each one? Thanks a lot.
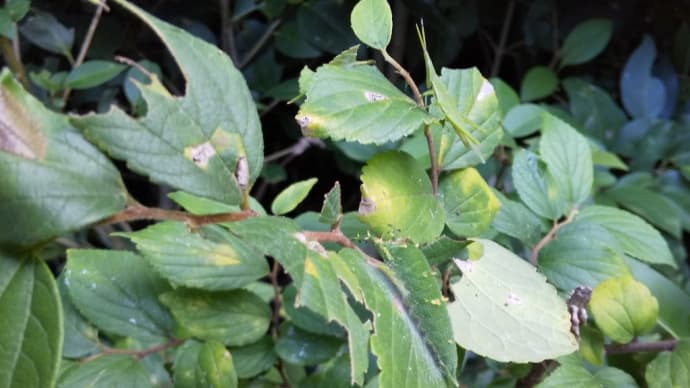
[578,326,605,366]
[295,55,430,145]
[433,68,503,169]
[296,0,358,54]
[538,221,630,290]
[591,149,628,171]
[520,66,558,101]
[448,239,577,363]
[339,246,458,387]
[229,336,276,379]
[562,78,627,139]
[160,289,270,346]
[57,355,152,388]
[0,254,62,388]
[512,150,565,220]
[605,183,683,238]
[440,167,500,237]
[58,274,99,359]
[168,191,265,216]
[283,285,345,338]
[5,0,30,22]
[73,0,262,205]
[174,340,237,388]
[540,113,593,207]
[64,60,126,89]
[275,323,343,366]
[590,276,658,343]
[577,205,675,267]
[350,0,392,50]
[0,10,15,40]
[560,19,613,67]
[645,340,690,388]
[491,191,544,246]
[358,151,444,243]
[0,69,126,248]
[502,103,545,138]
[122,59,162,114]
[19,12,74,59]
[271,177,318,215]
[319,181,342,225]
[490,77,519,115]
[65,249,172,341]
[117,222,269,291]
[300,352,353,387]
[538,364,637,388]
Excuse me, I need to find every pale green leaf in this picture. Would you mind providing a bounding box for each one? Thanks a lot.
[160,289,270,346]
[578,205,675,267]
[538,364,637,388]
[560,19,613,67]
[606,183,683,238]
[117,222,269,290]
[538,221,630,290]
[296,58,430,144]
[434,68,503,169]
[174,340,237,388]
[591,149,628,171]
[520,66,558,101]
[489,77,519,115]
[540,112,593,207]
[229,336,276,379]
[512,149,565,220]
[578,326,604,366]
[358,151,444,243]
[168,191,266,216]
[65,249,172,341]
[645,340,690,388]
[271,177,318,215]
[440,167,500,237]
[319,181,342,225]
[64,60,126,89]
[0,254,62,388]
[350,0,392,50]
[491,191,544,246]
[57,355,152,388]
[590,276,658,343]
[339,246,458,387]
[0,69,127,248]
[502,103,545,138]
[275,323,343,366]
[448,239,577,363]
[626,257,690,338]
[73,0,262,204]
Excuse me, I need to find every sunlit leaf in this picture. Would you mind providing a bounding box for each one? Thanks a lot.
[645,340,690,388]
[439,167,500,237]
[350,0,392,50]
[271,178,318,215]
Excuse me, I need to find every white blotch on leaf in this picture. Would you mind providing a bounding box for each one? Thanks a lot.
[129,317,137,325]
[235,156,249,189]
[364,90,386,102]
[476,80,494,101]
[295,114,311,129]
[185,142,216,168]
[505,292,522,306]
[358,197,376,215]
[454,258,472,274]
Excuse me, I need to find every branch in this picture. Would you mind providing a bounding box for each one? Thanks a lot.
[80,337,184,363]
[530,207,578,265]
[61,0,108,105]
[605,339,677,355]
[238,19,281,69]
[302,230,356,249]
[490,0,516,78]
[381,49,424,107]
[264,138,324,163]
[0,36,29,88]
[99,204,255,228]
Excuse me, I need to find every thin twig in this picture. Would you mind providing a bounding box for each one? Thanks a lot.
[238,19,281,69]
[98,204,255,228]
[381,49,424,106]
[386,0,409,81]
[269,260,283,341]
[490,0,516,78]
[548,8,561,70]
[61,0,108,106]
[0,37,29,88]
[530,207,578,265]
[423,125,439,194]
[80,337,184,363]
[264,138,324,163]
[303,230,356,249]
[605,339,677,355]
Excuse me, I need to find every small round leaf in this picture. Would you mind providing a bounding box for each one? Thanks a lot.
[350,0,392,50]
[520,66,558,102]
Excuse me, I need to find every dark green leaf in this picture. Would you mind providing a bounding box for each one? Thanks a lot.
[0,254,62,388]
[283,285,345,338]
[560,19,613,67]
[350,0,392,50]
[58,274,99,359]
[65,60,126,89]
[229,336,277,379]
[58,355,152,388]
[117,222,269,291]
[439,167,500,237]
[160,289,270,346]
[645,340,690,388]
[271,177,318,215]
[538,364,637,388]
[174,340,237,388]
[620,35,666,119]
[65,249,172,341]
[275,323,343,366]
[122,59,162,114]
[448,240,577,363]
[296,0,358,54]
[562,78,627,140]
[606,182,682,238]
[492,191,544,246]
[19,12,74,59]
[5,0,30,21]
[0,10,14,40]
[358,151,444,243]
[274,21,321,59]
[520,66,558,101]
[0,69,127,248]
[73,1,262,204]
[319,181,342,225]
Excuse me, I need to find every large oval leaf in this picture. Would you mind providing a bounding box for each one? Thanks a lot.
[64,60,126,90]
[520,66,558,101]
[560,19,613,67]
[620,35,666,119]
[448,239,578,363]
[358,151,444,243]
[57,355,152,388]
[73,0,263,205]
[645,340,690,388]
[174,340,237,388]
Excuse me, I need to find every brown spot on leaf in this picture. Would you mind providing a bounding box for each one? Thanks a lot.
[184,142,216,169]
[0,87,46,159]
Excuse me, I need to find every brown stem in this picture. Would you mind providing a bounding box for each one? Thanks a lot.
[302,230,356,249]
[516,360,558,388]
[530,207,578,265]
[548,9,561,70]
[269,260,283,340]
[490,0,516,78]
[424,125,439,194]
[381,49,424,107]
[385,0,409,81]
[80,337,184,363]
[605,339,677,355]
[61,0,108,106]
[99,204,254,228]
[0,36,29,88]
